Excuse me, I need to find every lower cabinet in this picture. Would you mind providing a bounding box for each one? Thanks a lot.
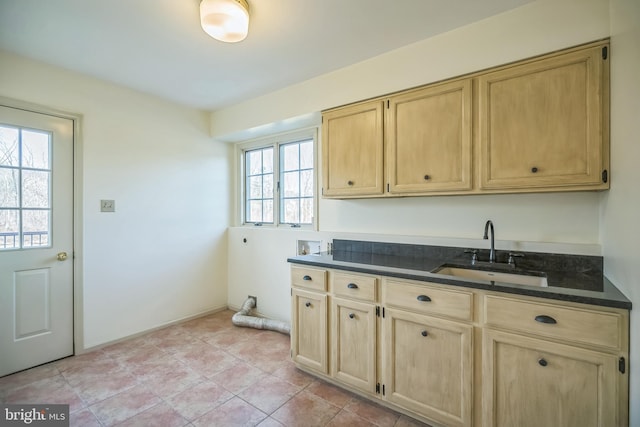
[482,329,620,427]
[331,297,377,393]
[383,308,473,427]
[290,266,629,427]
[291,288,328,374]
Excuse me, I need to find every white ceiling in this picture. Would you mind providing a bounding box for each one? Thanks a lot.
[0,0,533,111]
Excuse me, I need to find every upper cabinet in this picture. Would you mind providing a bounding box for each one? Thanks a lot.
[321,40,610,199]
[322,100,385,197]
[478,44,609,191]
[387,79,473,194]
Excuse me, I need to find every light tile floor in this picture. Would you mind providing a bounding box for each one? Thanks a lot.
[0,310,432,427]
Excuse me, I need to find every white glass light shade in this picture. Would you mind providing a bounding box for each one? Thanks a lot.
[200,0,249,43]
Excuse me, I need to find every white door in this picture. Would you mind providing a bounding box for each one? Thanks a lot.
[0,105,74,377]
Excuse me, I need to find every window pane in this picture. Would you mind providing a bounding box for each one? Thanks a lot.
[22,170,50,208]
[301,198,313,224]
[283,171,300,198]
[301,170,313,197]
[0,168,19,207]
[22,130,50,169]
[263,174,273,197]
[263,148,273,173]
[248,176,263,199]
[282,144,299,171]
[0,126,19,167]
[300,140,313,169]
[277,139,314,225]
[283,199,299,224]
[247,150,262,175]
[247,200,263,223]
[245,146,274,224]
[263,199,273,223]
[22,210,50,248]
[1,125,54,250]
[0,209,19,250]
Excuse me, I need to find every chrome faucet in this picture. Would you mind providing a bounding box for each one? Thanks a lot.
[483,220,496,263]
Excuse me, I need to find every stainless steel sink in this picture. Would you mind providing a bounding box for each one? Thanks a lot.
[434,266,548,287]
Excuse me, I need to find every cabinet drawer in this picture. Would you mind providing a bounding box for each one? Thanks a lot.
[332,272,377,302]
[484,295,624,350]
[384,279,473,322]
[291,266,327,291]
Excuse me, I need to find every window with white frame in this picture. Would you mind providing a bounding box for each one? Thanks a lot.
[241,131,316,227]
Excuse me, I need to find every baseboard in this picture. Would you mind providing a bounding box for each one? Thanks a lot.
[78,304,229,354]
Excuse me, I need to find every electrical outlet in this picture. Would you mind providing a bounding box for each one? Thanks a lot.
[248,295,257,308]
[100,199,115,212]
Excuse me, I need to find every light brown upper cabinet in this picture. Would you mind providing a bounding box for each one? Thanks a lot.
[477,44,609,191]
[322,100,385,197]
[321,40,610,199]
[387,79,472,194]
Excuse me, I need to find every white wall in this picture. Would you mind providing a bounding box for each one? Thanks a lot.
[212,0,609,139]
[603,0,640,423]
[320,193,601,244]
[0,50,232,349]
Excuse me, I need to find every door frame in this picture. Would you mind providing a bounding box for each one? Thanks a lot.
[0,96,85,355]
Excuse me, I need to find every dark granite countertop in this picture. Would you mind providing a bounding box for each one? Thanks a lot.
[287,244,632,310]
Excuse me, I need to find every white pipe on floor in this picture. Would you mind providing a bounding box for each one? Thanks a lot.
[232,297,291,335]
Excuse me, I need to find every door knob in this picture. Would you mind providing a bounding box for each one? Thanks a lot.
[57,252,68,261]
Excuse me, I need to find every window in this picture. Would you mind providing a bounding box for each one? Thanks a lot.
[245,146,274,223]
[241,131,316,227]
[0,125,52,250]
[280,140,314,224]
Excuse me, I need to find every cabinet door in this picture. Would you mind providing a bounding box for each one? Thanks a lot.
[331,298,377,393]
[291,289,328,374]
[482,329,619,427]
[387,79,472,194]
[383,308,473,427]
[478,44,608,190]
[322,100,384,197]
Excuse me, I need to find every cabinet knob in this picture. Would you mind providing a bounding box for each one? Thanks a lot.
[421,330,428,337]
[531,167,539,173]
[305,302,311,308]
[538,358,548,367]
[347,283,358,289]
[424,174,430,180]
[347,180,354,186]
[534,315,557,324]
[417,295,431,302]
[348,313,355,319]
[302,275,312,281]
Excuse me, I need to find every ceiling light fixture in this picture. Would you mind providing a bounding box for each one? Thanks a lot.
[200,0,250,43]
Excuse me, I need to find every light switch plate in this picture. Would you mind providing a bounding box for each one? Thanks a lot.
[100,199,115,212]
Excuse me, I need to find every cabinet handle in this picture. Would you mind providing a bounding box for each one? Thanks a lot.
[347,283,358,289]
[531,167,539,173]
[302,275,312,281]
[305,302,311,308]
[534,315,557,324]
[538,358,548,367]
[424,174,430,180]
[421,330,428,337]
[348,313,355,319]
[347,180,354,186]
[416,295,432,302]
